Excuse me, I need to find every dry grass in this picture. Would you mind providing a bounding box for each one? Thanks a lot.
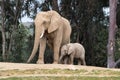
[0,62,120,80]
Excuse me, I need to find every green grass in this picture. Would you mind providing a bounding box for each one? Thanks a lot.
[0,69,120,76]
[0,69,120,80]
[1,76,120,80]
[0,69,88,76]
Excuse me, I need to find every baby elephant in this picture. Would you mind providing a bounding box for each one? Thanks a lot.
[59,43,86,65]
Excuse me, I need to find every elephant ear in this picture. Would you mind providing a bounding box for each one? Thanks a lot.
[67,44,73,55]
[68,48,73,55]
[48,11,61,33]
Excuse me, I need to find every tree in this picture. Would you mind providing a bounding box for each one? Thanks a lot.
[51,0,59,12]
[60,0,108,67]
[1,0,6,61]
[0,0,28,61]
[107,0,120,68]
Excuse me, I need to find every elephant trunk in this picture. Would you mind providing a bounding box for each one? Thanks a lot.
[59,56,63,64]
[27,29,41,63]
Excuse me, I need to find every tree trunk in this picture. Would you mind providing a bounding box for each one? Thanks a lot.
[52,0,59,12]
[1,0,6,61]
[107,0,117,68]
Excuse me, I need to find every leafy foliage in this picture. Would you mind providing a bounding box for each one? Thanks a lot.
[7,24,30,62]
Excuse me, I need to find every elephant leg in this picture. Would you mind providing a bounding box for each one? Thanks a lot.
[37,37,46,64]
[53,38,62,64]
[70,54,74,65]
[53,32,63,64]
[47,40,53,50]
[82,59,86,65]
[66,56,71,64]
[59,55,63,64]
[53,44,61,64]
[64,56,69,64]
[80,58,86,65]
[78,58,81,65]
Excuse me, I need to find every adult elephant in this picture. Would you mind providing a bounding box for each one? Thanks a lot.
[27,10,71,64]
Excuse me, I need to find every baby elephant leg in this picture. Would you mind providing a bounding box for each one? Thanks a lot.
[78,58,82,65]
[63,56,68,64]
[70,54,74,65]
[81,58,86,65]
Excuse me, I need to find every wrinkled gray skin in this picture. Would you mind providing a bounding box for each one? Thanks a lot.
[59,43,86,65]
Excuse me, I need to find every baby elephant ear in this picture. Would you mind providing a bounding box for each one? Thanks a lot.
[67,45,73,55]
[48,11,61,33]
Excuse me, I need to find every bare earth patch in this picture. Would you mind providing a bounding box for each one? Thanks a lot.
[0,62,120,79]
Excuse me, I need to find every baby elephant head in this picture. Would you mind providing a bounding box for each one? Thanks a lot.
[61,45,68,56]
[61,44,74,57]
[59,44,74,64]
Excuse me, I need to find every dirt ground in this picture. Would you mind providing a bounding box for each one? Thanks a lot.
[0,62,120,79]
[0,62,119,71]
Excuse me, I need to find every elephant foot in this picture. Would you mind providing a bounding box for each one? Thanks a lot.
[53,61,58,64]
[36,60,44,64]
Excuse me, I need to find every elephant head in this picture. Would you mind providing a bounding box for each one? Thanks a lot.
[27,10,61,63]
[66,44,74,55]
[59,44,72,63]
[59,44,74,63]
